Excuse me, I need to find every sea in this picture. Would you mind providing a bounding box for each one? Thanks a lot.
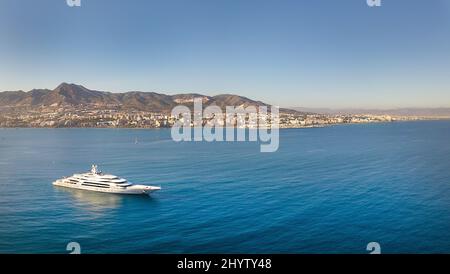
[0,121,449,253]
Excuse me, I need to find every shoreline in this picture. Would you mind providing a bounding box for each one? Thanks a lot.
[0,118,449,130]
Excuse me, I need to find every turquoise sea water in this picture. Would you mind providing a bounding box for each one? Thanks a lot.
[0,121,450,253]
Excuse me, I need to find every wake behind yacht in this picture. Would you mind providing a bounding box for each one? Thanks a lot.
[53,165,161,195]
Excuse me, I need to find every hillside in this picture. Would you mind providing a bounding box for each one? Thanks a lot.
[0,83,299,114]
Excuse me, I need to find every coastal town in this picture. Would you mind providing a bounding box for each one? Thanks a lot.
[1,83,447,129]
[0,104,427,129]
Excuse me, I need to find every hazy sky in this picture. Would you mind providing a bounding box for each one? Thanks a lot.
[1,0,450,108]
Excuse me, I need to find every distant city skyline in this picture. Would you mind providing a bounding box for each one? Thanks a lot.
[1,0,450,108]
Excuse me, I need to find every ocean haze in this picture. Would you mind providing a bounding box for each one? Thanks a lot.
[290,107,450,117]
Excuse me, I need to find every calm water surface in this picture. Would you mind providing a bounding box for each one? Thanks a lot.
[0,121,450,253]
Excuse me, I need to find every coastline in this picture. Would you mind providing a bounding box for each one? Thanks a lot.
[1,118,449,130]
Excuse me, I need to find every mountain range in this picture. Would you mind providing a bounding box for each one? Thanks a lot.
[3,83,447,117]
[0,83,299,114]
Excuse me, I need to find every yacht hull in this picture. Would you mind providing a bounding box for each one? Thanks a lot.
[53,180,161,195]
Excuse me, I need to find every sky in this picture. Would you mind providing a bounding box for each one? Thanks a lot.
[0,0,450,108]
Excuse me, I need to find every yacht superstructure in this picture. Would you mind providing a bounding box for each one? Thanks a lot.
[53,165,161,195]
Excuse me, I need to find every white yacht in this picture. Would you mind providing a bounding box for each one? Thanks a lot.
[53,165,161,195]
